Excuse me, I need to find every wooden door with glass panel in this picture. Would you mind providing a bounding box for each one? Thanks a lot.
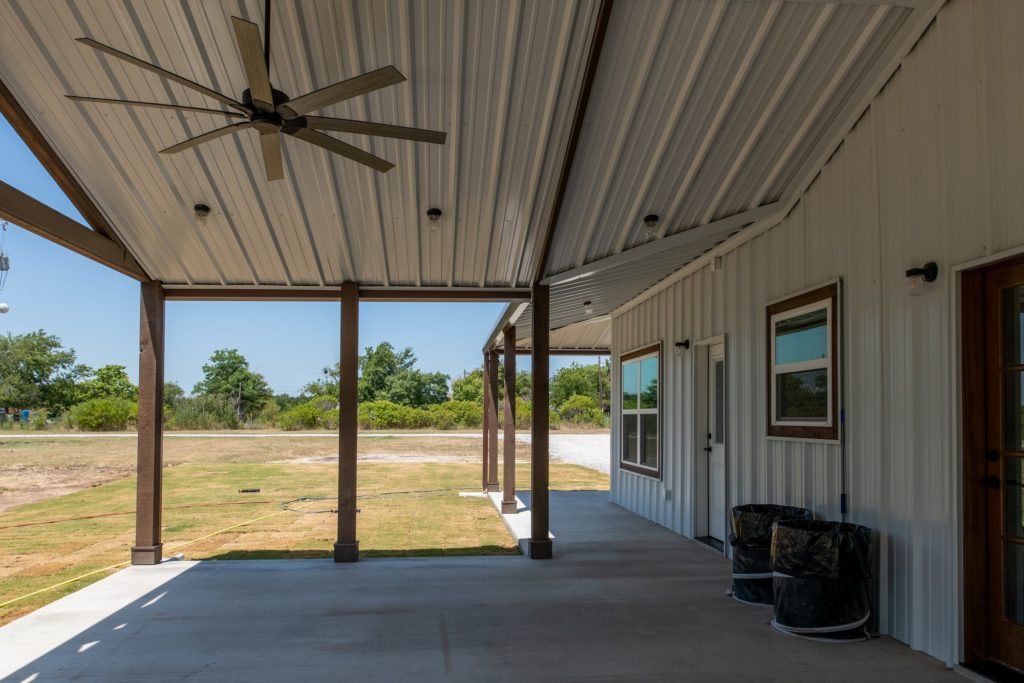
[984,260,1024,672]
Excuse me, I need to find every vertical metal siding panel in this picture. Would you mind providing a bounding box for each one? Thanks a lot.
[608,0,1024,666]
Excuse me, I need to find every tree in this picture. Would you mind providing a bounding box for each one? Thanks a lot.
[550,361,611,413]
[303,344,452,407]
[0,331,89,414]
[302,365,339,399]
[452,365,531,403]
[192,348,272,421]
[451,369,483,402]
[163,381,186,407]
[358,343,417,402]
[79,364,138,402]
[384,369,450,406]
[272,393,305,411]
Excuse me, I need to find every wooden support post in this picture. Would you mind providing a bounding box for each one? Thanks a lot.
[132,281,164,565]
[482,352,490,491]
[530,284,552,559]
[335,282,359,562]
[502,326,517,513]
[486,351,500,492]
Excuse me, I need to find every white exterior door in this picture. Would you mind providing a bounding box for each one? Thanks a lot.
[707,343,726,543]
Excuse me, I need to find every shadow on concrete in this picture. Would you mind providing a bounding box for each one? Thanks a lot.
[204,545,519,561]
[1,491,963,682]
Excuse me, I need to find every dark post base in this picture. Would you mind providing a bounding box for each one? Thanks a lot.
[485,483,500,492]
[334,541,359,563]
[131,544,163,565]
[528,539,553,559]
[501,500,518,514]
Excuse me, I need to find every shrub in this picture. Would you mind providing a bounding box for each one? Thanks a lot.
[167,396,239,430]
[514,398,531,430]
[425,400,482,429]
[256,398,281,424]
[29,409,49,431]
[358,400,431,430]
[557,394,604,426]
[276,401,324,431]
[273,396,340,431]
[67,398,137,431]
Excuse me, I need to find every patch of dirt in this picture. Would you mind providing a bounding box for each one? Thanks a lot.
[0,465,132,512]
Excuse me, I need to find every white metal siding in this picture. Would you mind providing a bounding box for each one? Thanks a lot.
[611,0,1024,667]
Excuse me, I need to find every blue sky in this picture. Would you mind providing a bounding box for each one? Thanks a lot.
[0,118,595,394]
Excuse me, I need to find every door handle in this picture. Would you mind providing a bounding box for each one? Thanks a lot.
[703,446,712,453]
[983,475,1001,489]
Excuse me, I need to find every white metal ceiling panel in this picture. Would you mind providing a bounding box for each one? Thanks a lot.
[0,0,600,287]
[544,0,917,275]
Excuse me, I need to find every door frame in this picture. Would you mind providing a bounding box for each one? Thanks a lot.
[692,335,727,555]
[959,251,1024,667]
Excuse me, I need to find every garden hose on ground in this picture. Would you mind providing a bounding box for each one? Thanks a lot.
[280,488,463,514]
[0,500,274,531]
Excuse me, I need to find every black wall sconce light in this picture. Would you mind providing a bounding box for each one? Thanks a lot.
[906,261,938,295]
[674,339,690,356]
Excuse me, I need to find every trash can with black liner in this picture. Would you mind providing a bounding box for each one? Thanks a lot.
[729,504,813,604]
[770,519,873,641]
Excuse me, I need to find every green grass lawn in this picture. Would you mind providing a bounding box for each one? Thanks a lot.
[0,461,607,625]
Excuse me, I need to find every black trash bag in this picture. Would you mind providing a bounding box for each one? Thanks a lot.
[733,545,773,603]
[770,519,871,580]
[772,574,871,637]
[770,519,873,640]
[730,504,814,550]
[730,505,813,604]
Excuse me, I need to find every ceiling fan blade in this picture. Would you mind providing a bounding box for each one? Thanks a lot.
[260,131,284,181]
[302,117,446,144]
[231,17,273,110]
[77,38,249,113]
[290,128,394,173]
[66,95,247,118]
[279,65,405,118]
[160,122,252,154]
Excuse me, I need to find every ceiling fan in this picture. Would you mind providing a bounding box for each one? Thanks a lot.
[66,6,446,181]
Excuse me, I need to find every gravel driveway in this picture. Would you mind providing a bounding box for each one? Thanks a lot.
[517,433,610,474]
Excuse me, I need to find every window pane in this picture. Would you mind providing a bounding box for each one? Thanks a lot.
[640,356,658,409]
[623,416,639,463]
[775,307,828,365]
[641,413,658,468]
[622,361,638,410]
[1005,371,1024,452]
[1006,457,1023,541]
[1006,541,1024,626]
[714,360,725,443]
[776,369,828,421]
[1002,285,1024,366]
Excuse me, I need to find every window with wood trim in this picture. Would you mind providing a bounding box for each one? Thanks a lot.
[766,283,840,440]
[620,343,661,477]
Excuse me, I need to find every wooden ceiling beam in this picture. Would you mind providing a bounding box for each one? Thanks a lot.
[0,180,147,280]
[0,77,135,249]
[497,348,609,356]
[358,288,531,302]
[530,0,614,285]
[162,286,532,302]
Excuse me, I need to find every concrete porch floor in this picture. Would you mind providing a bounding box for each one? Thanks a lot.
[0,491,960,682]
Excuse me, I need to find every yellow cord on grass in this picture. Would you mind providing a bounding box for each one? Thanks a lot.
[0,500,315,609]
